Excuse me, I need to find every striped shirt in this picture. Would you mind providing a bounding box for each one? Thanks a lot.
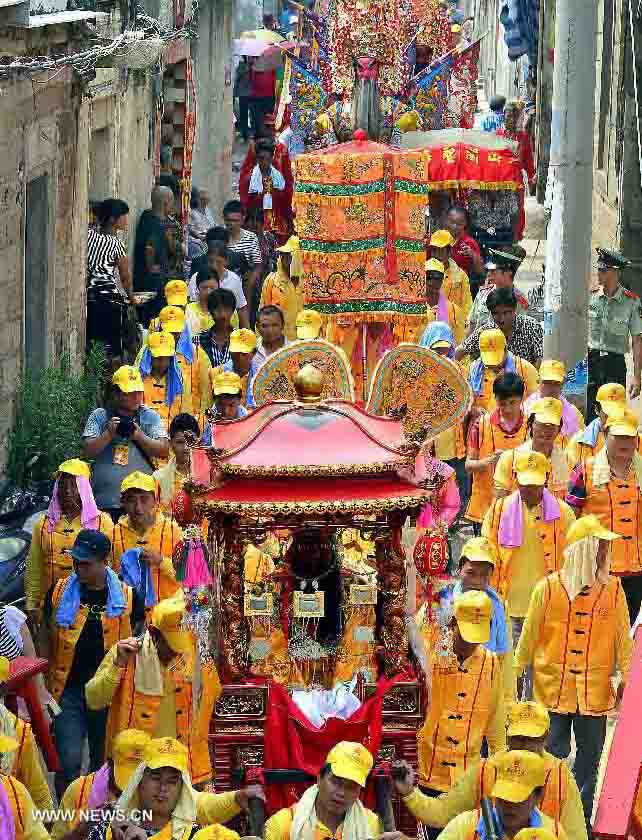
[87,228,127,300]
[227,229,262,269]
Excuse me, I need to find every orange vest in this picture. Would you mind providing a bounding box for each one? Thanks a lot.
[70,772,98,827]
[457,809,562,840]
[143,375,189,432]
[485,497,569,598]
[34,513,113,605]
[582,458,642,575]
[478,753,567,822]
[104,658,215,785]
[474,357,534,414]
[418,646,500,791]
[466,415,528,523]
[112,514,182,602]
[533,573,625,714]
[48,577,133,700]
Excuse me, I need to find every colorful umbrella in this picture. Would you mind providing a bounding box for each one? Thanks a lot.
[240,28,284,44]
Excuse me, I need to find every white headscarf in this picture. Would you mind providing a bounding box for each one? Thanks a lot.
[290,784,372,840]
[561,535,609,601]
[115,759,197,840]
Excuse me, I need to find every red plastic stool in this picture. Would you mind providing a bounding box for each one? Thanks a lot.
[5,656,61,772]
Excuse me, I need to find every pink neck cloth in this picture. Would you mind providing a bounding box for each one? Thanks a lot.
[87,762,112,809]
[46,475,100,533]
[436,292,449,323]
[0,777,16,840]
[498,489,560,548]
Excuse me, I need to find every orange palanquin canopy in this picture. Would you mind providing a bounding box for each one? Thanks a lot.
[294,134,522,321]
[189,399,431,522]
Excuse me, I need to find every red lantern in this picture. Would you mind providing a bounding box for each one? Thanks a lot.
[172,489,195,526]
[413,531,448,578]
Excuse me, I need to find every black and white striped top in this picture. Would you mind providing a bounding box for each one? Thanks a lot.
[227,229,262,269]
[87,228,127,301]
[0,606,23,659]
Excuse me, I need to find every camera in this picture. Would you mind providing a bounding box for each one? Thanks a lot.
[116,416,136,439]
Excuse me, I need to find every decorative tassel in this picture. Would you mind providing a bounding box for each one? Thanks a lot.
[177,525,216,664]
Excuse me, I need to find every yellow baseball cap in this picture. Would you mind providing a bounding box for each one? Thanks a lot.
[150,594,194,656]
[507,702,550,738]
[165,279,188,307]
[212,370,243,397]
[112,730,152,791]
[479,328,507,367]
[460,536,497,569]
[538,360,565,383]
[566,514,620,547]
[453,590,492,644]
[529,397,563,426]
[315,113,331,134]
[296,309,323,340]
[425,258,446,275]
[144,737,189,774]
[514,450,549,486]
[0,656,10,682]
[451,23,462,32]
[121,471,158,496]
[277,235,300,254]
[229,328,258,354]
[430,229,455,248]
[326,741,374,787]
[596,382,626,411]
[397,111,419,133]
[56,459,91,480]
[514,830,558,840]
[491,750,547,803]
[148,331,176,358]
[604,406,639,437]
[112,365,144,394]
[159,306,186,334]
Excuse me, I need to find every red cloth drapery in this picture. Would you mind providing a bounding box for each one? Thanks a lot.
[263,672,409,811]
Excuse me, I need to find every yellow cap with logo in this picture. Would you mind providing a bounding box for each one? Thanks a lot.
[529,397,563,426]
[425,258,446,275]
[326,741,374,787]
[112,729,152,790]
[150,594,193,656]
[112,365,144,394]
[0,656,10,683]
[159,306,186,334]
[430,229,454,248]
[148,331,176,358]
[596,382,626,412]
[507,701,550,738]
[397,111,419,133]
[453,590,492,644]
[56,459,91,480]
[538,360,565,383]
[229,328,258,354]
[212,370,243,397]
[460,536,498,569]
[479,328,507,367]
[296,309,323,340]
[277,235,300,254]
[121,471,158,496]
[604,406,639,437]
[514,450,550,486]
[144,737,188,773]
[165,279,189,307]
[565,514,620,547]
[513,829,559,840]
[491,750,547,803]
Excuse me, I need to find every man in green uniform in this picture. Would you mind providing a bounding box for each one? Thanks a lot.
[587,247,642,420]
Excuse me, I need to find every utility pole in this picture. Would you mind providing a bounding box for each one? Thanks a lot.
[542,0,599,412]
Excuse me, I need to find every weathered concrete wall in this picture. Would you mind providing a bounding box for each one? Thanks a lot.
[192,0,234,220]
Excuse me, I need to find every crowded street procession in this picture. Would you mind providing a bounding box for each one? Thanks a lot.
[4,0,642,839]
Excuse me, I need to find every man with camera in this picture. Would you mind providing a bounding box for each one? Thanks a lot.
[82,366,169,524]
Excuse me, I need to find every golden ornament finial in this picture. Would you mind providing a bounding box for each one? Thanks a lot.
[294,364,324,403]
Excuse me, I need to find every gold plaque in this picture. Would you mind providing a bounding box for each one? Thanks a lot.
[349,584,378,605]
[293,591,325,618]
[244,591,274,616]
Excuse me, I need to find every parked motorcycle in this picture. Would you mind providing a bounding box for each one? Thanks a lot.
[0,456,52,605]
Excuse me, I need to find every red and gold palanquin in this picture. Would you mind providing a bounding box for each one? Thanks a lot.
[182,395,435,836]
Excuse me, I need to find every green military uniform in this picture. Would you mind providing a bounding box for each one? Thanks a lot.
[587,247,642,420]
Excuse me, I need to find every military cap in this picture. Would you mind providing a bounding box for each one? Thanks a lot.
[596,247,631,271]
[486,244,526,270]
